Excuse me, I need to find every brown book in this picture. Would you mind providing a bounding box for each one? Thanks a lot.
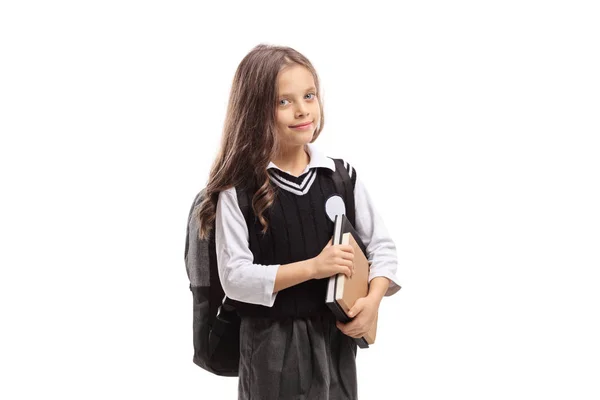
[325,214,378,348]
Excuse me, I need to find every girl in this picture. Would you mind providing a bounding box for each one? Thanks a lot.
[196,44,401,399]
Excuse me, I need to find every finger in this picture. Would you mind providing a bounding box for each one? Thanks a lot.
[331,264,351,278]
[344,321,361,337]
[340,266,352,278]
[341,261,356,277]
[351,331,367,339]
[336,258,353,268]
[339,251,354,261]
[346,329,360,338]
[348,300,364,318]
[342,245,355,254]
[334,245,353,256]
[344,320,365,336]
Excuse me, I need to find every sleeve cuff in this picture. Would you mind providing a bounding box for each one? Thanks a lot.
[369,271,402,297]
[262,264,280,307]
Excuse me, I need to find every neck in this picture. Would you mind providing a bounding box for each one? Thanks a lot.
[272,144,310,175]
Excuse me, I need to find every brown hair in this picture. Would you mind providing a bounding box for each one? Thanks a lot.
[195,44,325,240]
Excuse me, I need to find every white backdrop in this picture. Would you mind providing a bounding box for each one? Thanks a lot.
[1,1,599,399]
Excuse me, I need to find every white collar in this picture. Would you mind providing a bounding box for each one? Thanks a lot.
[267,142,335,175]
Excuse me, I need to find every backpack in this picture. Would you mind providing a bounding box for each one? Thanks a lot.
[184,188,243,377]
[184,158,355,376]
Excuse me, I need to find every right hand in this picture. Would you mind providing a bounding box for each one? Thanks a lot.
[310,238,355,280]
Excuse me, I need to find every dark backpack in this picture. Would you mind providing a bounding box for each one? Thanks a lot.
[184,188,244,377]
[184,158,355,376]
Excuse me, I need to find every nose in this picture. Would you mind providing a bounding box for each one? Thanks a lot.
[295,102,309,118]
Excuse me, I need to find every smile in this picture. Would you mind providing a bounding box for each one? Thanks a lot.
[290,122,313,130]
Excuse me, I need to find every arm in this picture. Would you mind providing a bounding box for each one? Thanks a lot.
[353,174,402,300]
[336,173,401,337]
[215,188,315,306]
[273,259,315,293]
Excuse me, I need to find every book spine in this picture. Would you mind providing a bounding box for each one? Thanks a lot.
[326,301,351,323]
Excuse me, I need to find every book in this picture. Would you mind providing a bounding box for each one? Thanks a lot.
[325,213,378,349]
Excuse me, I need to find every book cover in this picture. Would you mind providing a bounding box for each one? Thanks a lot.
[325,214,377,348]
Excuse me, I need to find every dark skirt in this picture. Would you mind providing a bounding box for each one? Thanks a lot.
[238,312,358,400]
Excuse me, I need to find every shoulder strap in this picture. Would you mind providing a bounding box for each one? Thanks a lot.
[234,185,261,255]
[235,186,251,220]
[330,158,356,227]
[184,188,205,265]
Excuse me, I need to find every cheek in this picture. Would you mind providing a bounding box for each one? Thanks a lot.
[311,102,321,118]
[276,110,292,127]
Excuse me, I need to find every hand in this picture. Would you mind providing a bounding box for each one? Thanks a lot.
[310,238,355,280]
[336,295,380,339]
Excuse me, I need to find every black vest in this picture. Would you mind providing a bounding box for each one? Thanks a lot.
[230,158,357,319]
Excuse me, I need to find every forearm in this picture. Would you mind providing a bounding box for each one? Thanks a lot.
[367,276,390,302]
[273,258,315,293]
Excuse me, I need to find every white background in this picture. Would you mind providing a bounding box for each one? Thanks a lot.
[1,1,599,399]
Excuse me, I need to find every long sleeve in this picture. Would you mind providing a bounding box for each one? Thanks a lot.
[215,187,280,307]
[353,174,402,297]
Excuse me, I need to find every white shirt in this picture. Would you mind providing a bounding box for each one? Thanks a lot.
[215,142,401,307]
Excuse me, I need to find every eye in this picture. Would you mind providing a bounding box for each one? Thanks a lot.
[306,93,316,100]
[279,99,289,106]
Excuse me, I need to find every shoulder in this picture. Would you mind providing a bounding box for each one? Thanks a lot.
[341,159,357,180]
[216,187,239,213]
[328,157,358,188]
[218,186,237,199]
[217,186,254,220]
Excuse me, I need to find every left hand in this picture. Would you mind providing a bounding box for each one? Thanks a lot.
[336,294,380,339]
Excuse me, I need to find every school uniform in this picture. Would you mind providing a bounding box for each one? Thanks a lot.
[215,142,401,400]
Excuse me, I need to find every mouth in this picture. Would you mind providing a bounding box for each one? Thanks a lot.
[290,121,313,129]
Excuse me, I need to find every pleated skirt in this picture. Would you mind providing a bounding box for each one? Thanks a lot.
[238,312,358,400]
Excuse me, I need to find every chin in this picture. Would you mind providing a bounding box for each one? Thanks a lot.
[290,128,314,137]
[297,135,314,145]
[283,137,312,149]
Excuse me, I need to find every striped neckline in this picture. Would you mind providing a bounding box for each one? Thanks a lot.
[267,167,319,196]
[267,158,354,196]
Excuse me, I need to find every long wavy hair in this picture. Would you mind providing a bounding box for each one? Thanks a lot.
[195,44,325,240]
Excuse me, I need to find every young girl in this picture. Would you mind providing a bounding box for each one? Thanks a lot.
[196,44,401,399]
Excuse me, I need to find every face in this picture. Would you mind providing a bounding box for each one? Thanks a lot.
[275,64,321,150]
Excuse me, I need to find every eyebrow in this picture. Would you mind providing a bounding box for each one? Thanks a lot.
[278,87,317,97]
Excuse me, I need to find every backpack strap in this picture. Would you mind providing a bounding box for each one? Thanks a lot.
[330,158,356,227]
[235,186,251,221]
[184,188,205,279]
[235,185,254,244]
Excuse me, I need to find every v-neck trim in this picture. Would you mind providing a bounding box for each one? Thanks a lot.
[266,143,338,196]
